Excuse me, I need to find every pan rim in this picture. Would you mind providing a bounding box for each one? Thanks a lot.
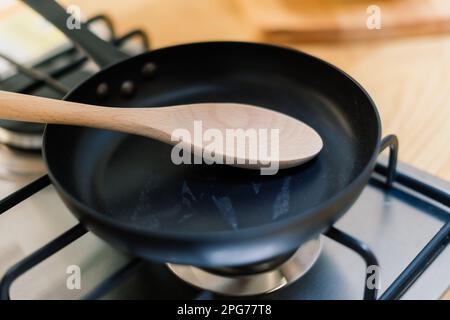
[42,40,382,242]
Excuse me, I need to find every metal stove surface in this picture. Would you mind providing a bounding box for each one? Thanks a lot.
[0,157,448,300]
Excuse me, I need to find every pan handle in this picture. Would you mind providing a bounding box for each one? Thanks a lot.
[22,0,129,68]
[378,134,399,187]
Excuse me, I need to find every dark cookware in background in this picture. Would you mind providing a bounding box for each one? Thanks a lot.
[23,0,397,268]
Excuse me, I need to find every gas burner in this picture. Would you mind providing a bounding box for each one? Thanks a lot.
[168,236,322,296]
[0,123,43,150]
[0,52,64,150]
[0,15,149,150]
[0,144,45,180]
[0,15,149,178]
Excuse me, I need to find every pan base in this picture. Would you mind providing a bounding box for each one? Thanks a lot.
[167,236,322,296]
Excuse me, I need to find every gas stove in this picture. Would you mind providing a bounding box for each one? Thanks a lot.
[0,16,449,301]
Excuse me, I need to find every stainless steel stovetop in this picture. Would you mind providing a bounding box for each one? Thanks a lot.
[0,15,449,301]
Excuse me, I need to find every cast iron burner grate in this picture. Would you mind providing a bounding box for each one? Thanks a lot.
[0,17,449,299]
[0,15,149,150]
[0,15,149,180]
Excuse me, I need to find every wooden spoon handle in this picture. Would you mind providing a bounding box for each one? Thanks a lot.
[0,90,173,142]
[0,90,115,126]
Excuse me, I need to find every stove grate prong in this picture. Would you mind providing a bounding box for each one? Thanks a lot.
[379,134,399,188]
[0,224,87,300]
[380,220,450,300]
[0,175,50,215]
[325,226,379,300]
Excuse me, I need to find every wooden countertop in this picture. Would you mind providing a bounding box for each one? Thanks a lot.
[55,0,450,182]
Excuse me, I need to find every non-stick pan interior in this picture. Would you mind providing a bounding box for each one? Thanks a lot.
[45,43,379,234]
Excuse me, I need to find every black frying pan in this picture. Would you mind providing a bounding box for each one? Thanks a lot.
[24,1,396,268]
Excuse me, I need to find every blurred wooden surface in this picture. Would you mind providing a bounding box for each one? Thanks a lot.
[47,0,450,181]
[239,0,450,42]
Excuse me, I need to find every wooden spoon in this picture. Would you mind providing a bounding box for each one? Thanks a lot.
[0,90,322,171]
